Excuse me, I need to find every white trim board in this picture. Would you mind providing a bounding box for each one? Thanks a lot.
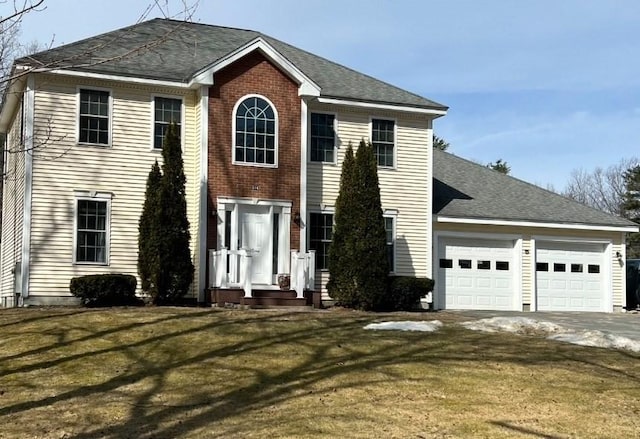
[317,97,447,116]
[435,216,639,233]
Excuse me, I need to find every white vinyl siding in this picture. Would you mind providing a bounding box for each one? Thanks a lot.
[25,74,200,300]
[0,97,26,304]
[307,104,431,297]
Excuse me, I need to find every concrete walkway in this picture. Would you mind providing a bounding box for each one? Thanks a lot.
[446,310,640,340]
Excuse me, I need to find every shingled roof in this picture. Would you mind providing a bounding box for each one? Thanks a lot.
[17,18,446,111]
[433,149,636,228]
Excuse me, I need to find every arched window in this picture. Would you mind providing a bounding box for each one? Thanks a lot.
[233,95,277,166]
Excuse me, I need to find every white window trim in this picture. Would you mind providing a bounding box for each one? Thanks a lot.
[308,206,335,271]
[308,111,338,165]
[150,94,185,151]
[369,116,397,170]
[231,94,279,168]
[72,191,113,266]
[76,86,113,147]
[383,210,397,274]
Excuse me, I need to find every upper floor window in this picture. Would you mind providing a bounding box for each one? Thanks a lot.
[154,97,182,149]
[233,95,277,166]
[372,118,395,167]
[75,198,110,264]
[310,113,335,162]
[79,89,110,145]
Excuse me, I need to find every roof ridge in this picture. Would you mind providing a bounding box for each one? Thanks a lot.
[262,34,448,110]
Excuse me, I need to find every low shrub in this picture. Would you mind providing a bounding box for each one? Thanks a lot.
[70,274,141,307]
[380,276,434,311]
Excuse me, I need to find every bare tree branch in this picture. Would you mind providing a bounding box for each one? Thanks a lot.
[563,157,640,215]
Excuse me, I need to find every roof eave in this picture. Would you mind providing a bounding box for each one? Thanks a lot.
[0,69,28,133]
[434,215,639,233]
[317,96,448,117]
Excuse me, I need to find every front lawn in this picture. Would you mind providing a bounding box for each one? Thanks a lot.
[0,307,638,438]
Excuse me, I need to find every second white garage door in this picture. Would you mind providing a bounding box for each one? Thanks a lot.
[535,241,607,312]
[437,237,518,310]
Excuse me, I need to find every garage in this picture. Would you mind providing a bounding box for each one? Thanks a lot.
[437,237,518,310]
[535,241,607,312]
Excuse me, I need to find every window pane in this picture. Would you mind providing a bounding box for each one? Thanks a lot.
[79,90,110,145]
[76,199,107,263]
[496,261,510,271]
[310,213,333,270]
[571,264,583,273]
[440,259,453,268]
[459,259,471,269]
[477,260,490,270]
[234,97,276,165]
[588,264,600,274]
[536,262,549,272]
[554,263,566,272]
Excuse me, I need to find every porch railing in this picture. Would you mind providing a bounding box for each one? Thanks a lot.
[209,248,315,299]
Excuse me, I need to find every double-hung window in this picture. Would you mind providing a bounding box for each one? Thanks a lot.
[384,216,396,272]
[309,212,333,270]
[153,97,182,149]
[372,118,395,167]
[79,89,110,145]
[310,113,335,162]
[75,198,110,264]
[234,95,277,166]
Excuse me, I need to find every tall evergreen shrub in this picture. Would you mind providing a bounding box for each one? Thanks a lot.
[138,161,162,292]
[137,123,194,304]
[328,140,389,310]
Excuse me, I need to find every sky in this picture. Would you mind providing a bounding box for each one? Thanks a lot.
[13,0,640,189]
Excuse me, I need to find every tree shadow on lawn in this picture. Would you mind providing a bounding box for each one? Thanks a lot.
[0,310,638,438]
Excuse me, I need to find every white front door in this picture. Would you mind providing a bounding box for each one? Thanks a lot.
[240,206,272,285]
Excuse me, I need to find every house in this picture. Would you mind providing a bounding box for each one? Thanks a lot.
[0,18,636,311]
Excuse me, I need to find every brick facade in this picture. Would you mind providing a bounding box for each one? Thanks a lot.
[206,51,301,252]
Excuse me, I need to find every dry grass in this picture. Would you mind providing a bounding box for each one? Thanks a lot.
[0,307,638,438]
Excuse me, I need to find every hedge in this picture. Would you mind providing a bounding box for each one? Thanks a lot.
[70,274,141,307]
[380,276,434,311]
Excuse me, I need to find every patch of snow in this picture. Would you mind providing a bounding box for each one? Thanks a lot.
[460,317,565,334]
[549,331,640,353]
[461,317,640,353]
[364,320,443,332]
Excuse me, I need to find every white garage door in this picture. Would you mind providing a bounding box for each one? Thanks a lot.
[536,241,606,312]
[437,238,517,310]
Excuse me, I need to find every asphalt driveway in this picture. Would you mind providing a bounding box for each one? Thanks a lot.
[445,310,640,341]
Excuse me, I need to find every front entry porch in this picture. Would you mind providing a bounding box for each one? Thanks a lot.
[208,249,317,307]
[208,197,317,307]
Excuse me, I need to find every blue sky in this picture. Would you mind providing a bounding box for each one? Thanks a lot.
[15,0,640,189]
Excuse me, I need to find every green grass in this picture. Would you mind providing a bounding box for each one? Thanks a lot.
[0,307,638,438]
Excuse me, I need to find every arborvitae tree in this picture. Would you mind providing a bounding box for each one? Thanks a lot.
[327,143,358,304]
[328,140,389,310]
[153,123,194,304]
[138,161,162,293]
[622,164,640,257]
[352,140,389,310]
